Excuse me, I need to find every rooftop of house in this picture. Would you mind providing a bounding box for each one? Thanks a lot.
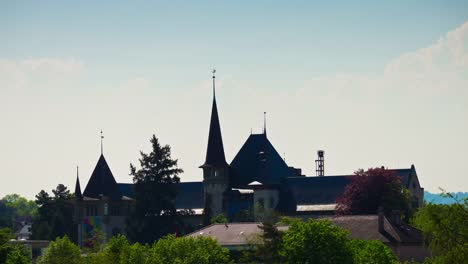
[186,215,423,247]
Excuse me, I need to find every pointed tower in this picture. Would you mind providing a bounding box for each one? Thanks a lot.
[200,69,230,218]
[83,154,121,200]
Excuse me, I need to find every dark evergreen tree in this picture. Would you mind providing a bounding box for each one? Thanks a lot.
[257,221,283,264]
[0,201,13,229]
[31,185,74,241]
[126,135,183,243]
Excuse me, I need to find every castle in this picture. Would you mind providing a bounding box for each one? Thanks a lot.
[73,72,424,247]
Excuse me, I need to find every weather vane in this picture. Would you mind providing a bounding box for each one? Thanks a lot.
[100,130,104,155]
[212,69,217,98]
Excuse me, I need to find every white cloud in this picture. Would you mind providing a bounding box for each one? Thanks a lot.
[0,58,85,94]
[294,21,468,103]
[384,21,468,96]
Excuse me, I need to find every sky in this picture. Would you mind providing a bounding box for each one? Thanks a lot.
[1,1,467,200]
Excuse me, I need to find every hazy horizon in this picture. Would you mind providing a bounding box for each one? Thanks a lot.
[1,1,467,200]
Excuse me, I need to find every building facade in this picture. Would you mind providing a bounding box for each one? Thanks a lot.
[73,73,424,247]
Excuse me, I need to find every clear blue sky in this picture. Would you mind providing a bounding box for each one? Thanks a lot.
[1,1,467,199]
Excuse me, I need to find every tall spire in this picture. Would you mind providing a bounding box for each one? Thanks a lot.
[200,69,227,168]
[100,130,104,155]
[263,112,267,137]
[75,166,83,200]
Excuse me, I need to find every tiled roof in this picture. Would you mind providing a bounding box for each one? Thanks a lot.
[186,215,423,246]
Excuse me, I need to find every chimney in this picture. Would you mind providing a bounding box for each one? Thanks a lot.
[378,206,384,233]
[315,150,325,176]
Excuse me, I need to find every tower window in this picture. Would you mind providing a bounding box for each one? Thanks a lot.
[104,203,108,216]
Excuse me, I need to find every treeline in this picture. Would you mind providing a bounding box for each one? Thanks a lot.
[34,218,400,264]
[424,191,468,205]
[411,193,468,263]
[0,194,37,230]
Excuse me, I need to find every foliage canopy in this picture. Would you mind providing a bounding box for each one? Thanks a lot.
[126,135,184,243]
[412,193,468,263]
[31,184,75,241]
[37,236,82,264]
[279,218,354,264]
[336,167,410,216]
[0,228,30,264]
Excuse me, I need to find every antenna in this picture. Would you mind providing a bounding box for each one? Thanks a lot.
[315,150,325,176]
[100,130,104,155]
[263,112,267,137]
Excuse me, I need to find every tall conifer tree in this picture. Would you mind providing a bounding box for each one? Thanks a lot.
[126,135,183,243]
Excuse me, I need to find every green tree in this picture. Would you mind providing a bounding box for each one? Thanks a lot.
[148,235,231,264]
[411,192,468,264]
[1,194,38,218]
[5,247,30,264]
[0,201,14,228]
[210,213,228,224]
[126,135,183,244]
[120,242,149,264]
[256,221,283,264]
[278,219,353,264]
[0,228,30,264]
[0,194,37,229]
[83,229,105,253]
[103,234,129,263]
[37,236,82,264]
[31,185,75,241]
[348,239,398,264]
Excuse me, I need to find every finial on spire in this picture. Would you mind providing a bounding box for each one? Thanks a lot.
[263,112,267,137]
[100,130,104,155]
[212,69,216,98]
[77,165,79,177]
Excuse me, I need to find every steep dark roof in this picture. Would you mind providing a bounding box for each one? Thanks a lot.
[200,97,228,168]
[230,134,296,188]
[175,182,204,209]
[286,176,352,205]
[83,155,121,200]
[75,176,83,200]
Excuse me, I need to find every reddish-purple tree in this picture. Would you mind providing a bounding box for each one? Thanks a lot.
[336,167,410,216]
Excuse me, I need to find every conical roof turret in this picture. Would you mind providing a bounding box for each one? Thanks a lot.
[200,70,228,168]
